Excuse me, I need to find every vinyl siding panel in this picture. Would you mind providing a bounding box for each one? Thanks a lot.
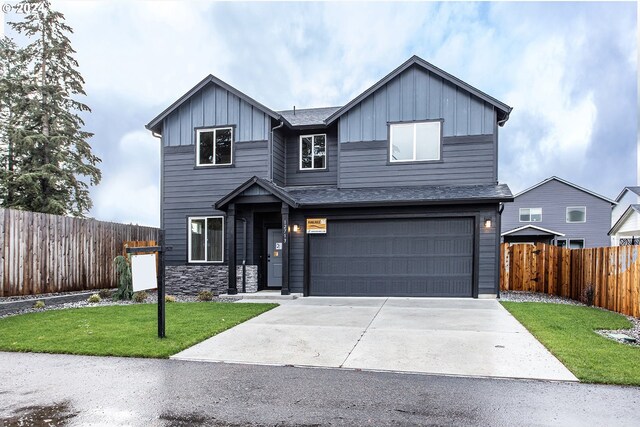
[501,179,613,248]
[272,128,286,186]
[163,81,268,146]
[339,135,495,187]
[285,126,338,187]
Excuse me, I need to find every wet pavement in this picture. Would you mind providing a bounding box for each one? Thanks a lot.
[1,351,639,426]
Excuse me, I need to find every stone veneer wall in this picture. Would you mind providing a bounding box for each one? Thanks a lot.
[165,265,258,296]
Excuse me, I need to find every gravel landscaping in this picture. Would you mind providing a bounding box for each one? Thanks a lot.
[501,290,639,347]
[0,290,241,319]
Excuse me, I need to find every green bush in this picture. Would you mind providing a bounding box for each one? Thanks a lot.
[98,289,113,299]
[113,255,133,301]
[33,300,45,309]
[197,290,213,302]
[133,291,149,303]
[87,294,101,303]
[165,295,176,303]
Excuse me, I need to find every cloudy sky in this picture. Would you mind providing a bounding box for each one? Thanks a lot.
[3,1,637,227]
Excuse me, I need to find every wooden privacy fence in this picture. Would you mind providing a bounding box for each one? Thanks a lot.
[0,208,159,297]
[501,243,640,318]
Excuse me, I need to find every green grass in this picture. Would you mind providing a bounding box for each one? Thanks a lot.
[501,302,640,385]
[0,302,277,358]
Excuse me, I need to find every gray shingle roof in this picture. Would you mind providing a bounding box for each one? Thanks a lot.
[277,106,341,127]
[285,183,513,206]
[627,187,640,197]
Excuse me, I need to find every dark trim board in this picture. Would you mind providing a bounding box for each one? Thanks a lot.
[302,212,479,298]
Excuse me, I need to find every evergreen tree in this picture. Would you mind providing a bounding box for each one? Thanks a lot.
[0,36,29,207]
[8,0,101,216]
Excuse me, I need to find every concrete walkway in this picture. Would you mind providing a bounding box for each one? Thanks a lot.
[172,297,578,381]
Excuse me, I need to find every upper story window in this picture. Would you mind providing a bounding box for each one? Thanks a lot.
[300,134,326,170]
[566,207,586,223]
[389,121,441,162]
[197,127,233,166]
[520,208,542,222]
[189,216,224,263]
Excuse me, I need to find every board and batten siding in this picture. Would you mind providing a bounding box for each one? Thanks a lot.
[338,65,496,143]
[285,126,338,187]
[162,82,270,147]
[501,179,613,248]
[289,205,499,295]
[272,128,286,186]
[162,142,269,265]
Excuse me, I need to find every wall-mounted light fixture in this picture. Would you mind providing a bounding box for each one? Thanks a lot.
[292,224,300,233]
[484,218,492,229]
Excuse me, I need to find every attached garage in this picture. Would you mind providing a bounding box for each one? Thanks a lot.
[308,217,475,297]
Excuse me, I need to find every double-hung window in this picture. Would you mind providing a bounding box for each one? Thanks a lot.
[519,208,542,222]
[197,127,233,166]
[189,217,224,263]
[389,121,441,162]
[300,134,326,170]
[566,207,586,223]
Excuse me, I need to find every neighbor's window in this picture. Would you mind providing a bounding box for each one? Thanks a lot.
[519,208,542,222]
[390,121,441,162]
[556,239,567,248]
[300,134,326,170]
[566,207,586,223]
[197,127,233,166]
[189,217,224,262]
[569,239,584,249]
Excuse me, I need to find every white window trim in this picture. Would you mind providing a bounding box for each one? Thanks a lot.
[519,207,543,222]
[568,238,585,249]
[196,127,233,167]
[299,134,327,170]
[389,121,441,163]
[566,206,587,223]
[188,216,225,263]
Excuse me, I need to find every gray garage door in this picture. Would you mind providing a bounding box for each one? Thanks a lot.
[309,217,474,297]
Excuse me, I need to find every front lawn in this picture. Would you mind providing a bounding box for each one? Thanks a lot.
[501,302,640,385]
[0,302,277,358]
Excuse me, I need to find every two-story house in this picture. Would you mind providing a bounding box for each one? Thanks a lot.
[609,186,640,245]
[501,176,615,248]
[146,55,513,298]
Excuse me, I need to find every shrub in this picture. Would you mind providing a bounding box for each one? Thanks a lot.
[197,290,213,302]
[133,291,149,303]
[165,295,176,303]
[98,289,113,299]
[113,255,133,301]
[87,294,101,303]
[33,300,45,309]
[583,285,595,307]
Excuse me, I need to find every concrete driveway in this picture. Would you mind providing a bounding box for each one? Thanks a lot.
[171,298,577,381]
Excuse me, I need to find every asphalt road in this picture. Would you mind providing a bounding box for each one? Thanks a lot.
[1,352,638,426]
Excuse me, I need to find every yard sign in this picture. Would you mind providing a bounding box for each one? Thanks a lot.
[131,254,158,291]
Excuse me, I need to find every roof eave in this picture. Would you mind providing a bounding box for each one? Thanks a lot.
[298,196,513,209]
[215,176,299,211]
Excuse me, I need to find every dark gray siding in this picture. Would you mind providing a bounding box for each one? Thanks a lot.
[285,125,338,187]
[501,179,613,248]
[338,65,495,142]
[162,143,268,265]
[162,82,270,146]
[272,128,285,186]
[289,204,499,295]
[339,135,495,187]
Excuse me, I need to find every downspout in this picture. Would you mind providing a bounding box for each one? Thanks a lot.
[240,217,247,293]
[270,120,284,182]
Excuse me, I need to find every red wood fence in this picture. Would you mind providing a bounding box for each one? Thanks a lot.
[0,208,159,296]
[501,243,640,318]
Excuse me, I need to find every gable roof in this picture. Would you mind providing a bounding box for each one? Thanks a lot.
[501,224,565,237]
[614,186,640,202]
[515,176,616,204]
[146,74,281,134]
[215,176,299,210]
[608,204,640,235]
[277,106,341,127]
[324,55,512,126]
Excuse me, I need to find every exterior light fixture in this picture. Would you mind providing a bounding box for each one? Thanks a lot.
[484,218,492,229]
[293,224,300,233]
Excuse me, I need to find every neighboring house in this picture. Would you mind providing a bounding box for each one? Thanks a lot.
[146,55,513,298]
[501,177,615,248]
[609,186,640,246]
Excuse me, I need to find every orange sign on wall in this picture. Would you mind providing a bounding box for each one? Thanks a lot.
[306,218,327,234]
